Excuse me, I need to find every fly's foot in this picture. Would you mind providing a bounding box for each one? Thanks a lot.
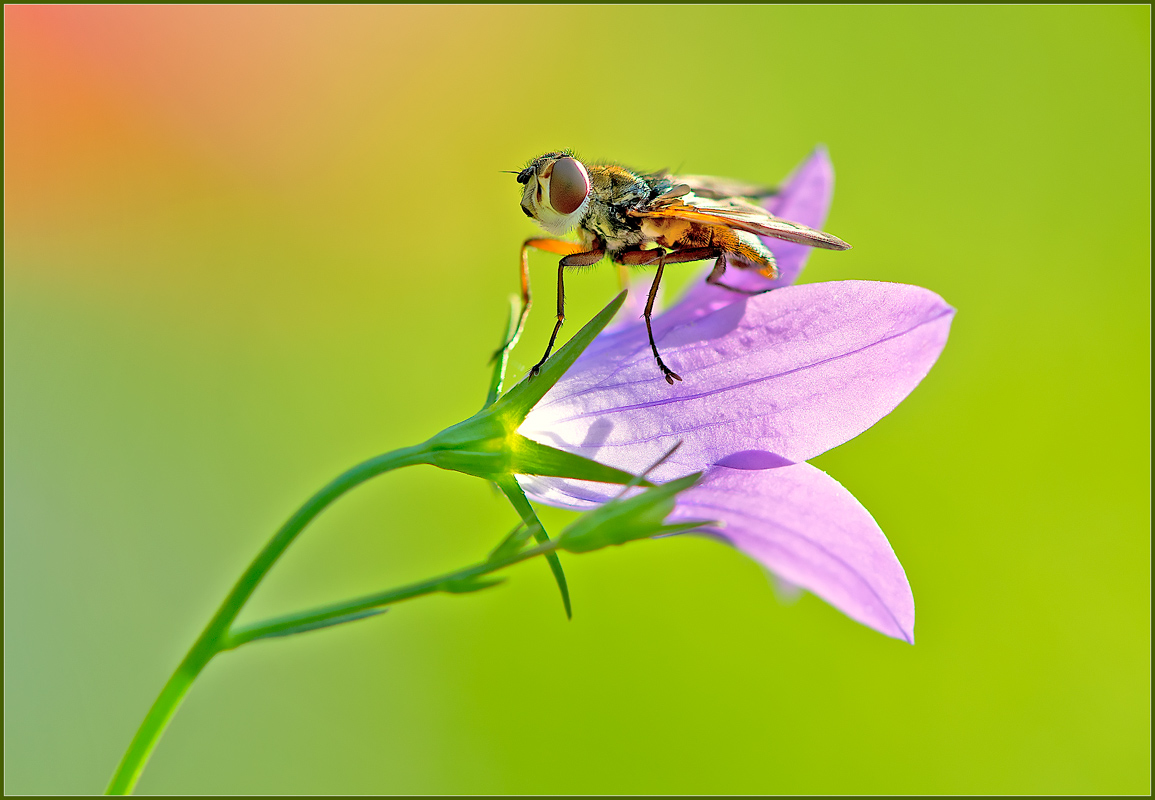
[656,359,683,385]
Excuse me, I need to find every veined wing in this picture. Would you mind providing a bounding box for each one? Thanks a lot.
[667,174,778,200]
[631,192,851,251]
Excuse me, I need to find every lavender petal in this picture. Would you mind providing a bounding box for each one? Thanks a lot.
[520,281,955,501]
[670,463,916,643]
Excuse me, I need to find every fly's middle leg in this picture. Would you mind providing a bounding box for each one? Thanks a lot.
[643,256,682,385]
[618,246,719,384]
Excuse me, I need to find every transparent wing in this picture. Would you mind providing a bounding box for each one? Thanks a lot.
[631,191,851,251]
[668,174,778,200]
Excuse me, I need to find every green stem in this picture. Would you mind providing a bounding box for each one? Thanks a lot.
[223,537,561,650]
[105,444,431,795]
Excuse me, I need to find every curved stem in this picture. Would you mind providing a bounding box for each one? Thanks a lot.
[223,537,561,651]
[105,444,431,795]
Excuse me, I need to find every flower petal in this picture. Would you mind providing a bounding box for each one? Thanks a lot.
[669,463,915,643]
[674,147,837,312]
[520,280,955,501]
[519,462,916,642]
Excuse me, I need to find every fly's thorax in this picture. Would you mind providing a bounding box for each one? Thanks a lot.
[581,164,654,252]
[587,163,652,207]
[584,198,644,253]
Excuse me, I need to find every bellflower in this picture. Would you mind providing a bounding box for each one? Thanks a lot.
[105,150,947,795]
[517,150,955,643]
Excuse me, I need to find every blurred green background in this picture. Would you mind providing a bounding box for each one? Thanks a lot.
[4,6,1149,794]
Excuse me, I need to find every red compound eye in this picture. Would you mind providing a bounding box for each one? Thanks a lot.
[548,157,589,215]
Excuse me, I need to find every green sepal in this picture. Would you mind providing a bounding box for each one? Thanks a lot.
[419,292,641,489]
[497,291,626,424]
[416,292,634,619]
[557,473,713,553]
[485,294,524,409]
[508,435,650,486]
[652,520,721,538]
[495,475,571,619]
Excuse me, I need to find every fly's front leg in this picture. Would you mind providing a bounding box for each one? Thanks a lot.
[529,244,605,377]
[493,238,587,365]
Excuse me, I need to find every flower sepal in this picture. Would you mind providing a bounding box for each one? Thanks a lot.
[557,472,718,554]
[419,289,646,488]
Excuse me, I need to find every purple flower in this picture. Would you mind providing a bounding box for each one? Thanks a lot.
[516,150,955,643]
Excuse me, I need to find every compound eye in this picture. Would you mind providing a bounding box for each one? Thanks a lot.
[548,157,589,215]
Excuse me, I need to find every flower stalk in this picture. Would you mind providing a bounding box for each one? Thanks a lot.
[106,290,665,795]
[223,467,709,651]
[105,148,956,794]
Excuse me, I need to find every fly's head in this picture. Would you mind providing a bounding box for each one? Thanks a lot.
[516,152,591,236]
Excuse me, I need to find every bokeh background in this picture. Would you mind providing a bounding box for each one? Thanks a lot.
[5,6,1149,794]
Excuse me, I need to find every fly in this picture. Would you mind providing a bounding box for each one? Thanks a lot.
[503,151,851,385]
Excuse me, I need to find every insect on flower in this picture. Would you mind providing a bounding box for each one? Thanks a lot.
[502,151,852,385]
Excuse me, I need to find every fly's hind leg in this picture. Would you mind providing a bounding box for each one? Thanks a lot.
[528,243,605,377]
[705,232,780,295]
[705,253,776,296]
